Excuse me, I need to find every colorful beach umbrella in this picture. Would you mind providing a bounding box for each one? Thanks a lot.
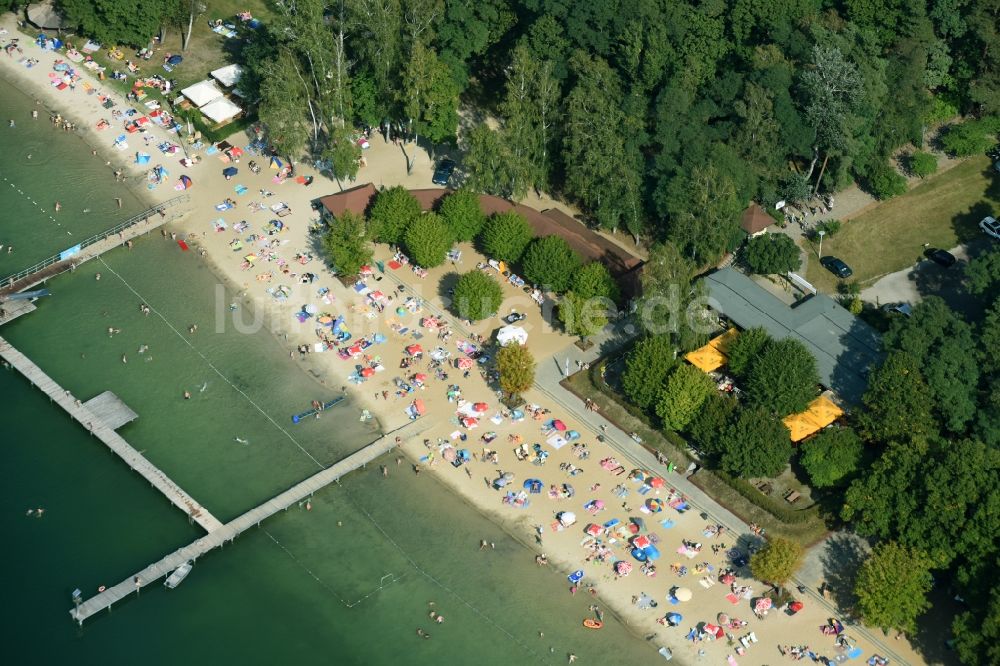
[754,597,773,614]
[413,373,427,383]
[456,357,474,370]
[615,561,633,576]
[551,419,567,431]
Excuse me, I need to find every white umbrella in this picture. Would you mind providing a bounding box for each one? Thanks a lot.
[496,325,528,346]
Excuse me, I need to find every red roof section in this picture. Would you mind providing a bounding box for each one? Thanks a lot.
[318,185,642,277]
[741,203,773,235]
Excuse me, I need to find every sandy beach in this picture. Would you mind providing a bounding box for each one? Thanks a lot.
[0,18,929,666]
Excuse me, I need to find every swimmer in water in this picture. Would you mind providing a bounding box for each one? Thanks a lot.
[183,391,191,400]
[121,354,127,364]
[199,382,208,393]
[95,272,101,280]
[234,437,248,445]
[54,201,61,212]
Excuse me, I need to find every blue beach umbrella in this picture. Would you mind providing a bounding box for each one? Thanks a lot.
[222,166,239,177]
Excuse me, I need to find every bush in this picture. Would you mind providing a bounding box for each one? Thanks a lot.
[907,151,938,178]
[321,211,372,276]
[621,336,677,410]
[745,233,801,274]
[939,117,1000,157]
[478,211,533,264]
[572,262,619,302]
[450,271,503,321]
[814,219,841,237]
[719,407,793,478]
[439,189,485,242]
[799,427,863,488]
[655,364,716,431]
[750,537,804,585]
[520,236,582,292]
[746,338,819,416]
[865,161,908,200]
[726,327,770,378]
[403,213,453,268]
[370,186,422,244]
[497,343,535,398]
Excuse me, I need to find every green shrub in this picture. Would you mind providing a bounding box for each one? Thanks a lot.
[404,213,453,268]
[450,270,503,321]
[940,117,1000,157]
[521,236,582,292]
[907,151,938,178]
[745,233,801,274]
[478,211,533,264]
[865,162,908,200]
[655,364,716,430]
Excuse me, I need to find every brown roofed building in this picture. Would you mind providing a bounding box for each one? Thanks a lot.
[317,185,643,281]
[740,203,774,237]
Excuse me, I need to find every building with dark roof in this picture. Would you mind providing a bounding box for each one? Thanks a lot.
[703,268,882,405]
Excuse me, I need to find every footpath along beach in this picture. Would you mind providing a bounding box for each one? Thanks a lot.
[0,18,929,666]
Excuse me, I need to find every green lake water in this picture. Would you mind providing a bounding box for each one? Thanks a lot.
[0,75,664,664]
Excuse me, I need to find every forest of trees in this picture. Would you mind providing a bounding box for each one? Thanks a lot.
[224,0,1000,266]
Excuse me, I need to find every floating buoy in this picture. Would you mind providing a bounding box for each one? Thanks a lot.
[305,500,312,511]
[98,585,106,592]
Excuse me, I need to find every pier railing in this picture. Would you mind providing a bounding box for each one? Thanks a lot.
[0,194,189,290]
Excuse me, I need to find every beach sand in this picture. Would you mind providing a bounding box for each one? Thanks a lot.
[0,18,930,666]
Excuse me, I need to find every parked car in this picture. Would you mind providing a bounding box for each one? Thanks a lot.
[881,302,913,318]
[981,216,1000,240]
[924,248,957,267]
[820,256,853,278]
[432,158,456,186]
[503,311,526,324]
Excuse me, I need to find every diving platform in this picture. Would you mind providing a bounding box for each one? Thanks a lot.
[69,420,427,624]
[0,335,222,533]
[83,391,138,430]
[0,297,37,326]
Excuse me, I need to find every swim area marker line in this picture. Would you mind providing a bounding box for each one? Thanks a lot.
[0,170,71,234]
[100,256,553,662]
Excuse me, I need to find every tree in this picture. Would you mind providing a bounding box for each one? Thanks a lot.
[661,163,744,265]
[321,211,372,277]
[478,211,533,264]
[462,125,520,199]
[655,364,716,431]
[980,297,1000,374]
[857,351,937,443]
[799,427,863,488]
[745,338,819,416]
[953,591,1000,666]
[685,392,738,457]
[854,542,933,635]
[369,186,422,245]
[939,117,1000,156]
[450,270,503,321]
[496,343,535,398]
[401,41,460,162]
[800,45,863,191]
[621,336,676,410]
[571,262,619,302]
[864,161,908,200]
[403,213,452,268]
[559,292,609,340]
[964,248,1000,299]
[636,242,707,351]
[520,236,581,292]
[750,537,804,585]
[258,52,312,158]
[439,189,485,242]
[501,43,561,194]
[562,51,644,234]
[726,327,770,378]
[60,0,169,47]
[719,407,793,478]
[907,151,938,178]
[347,0,403,118]
[323,126,363,182]
[745,233,802,274]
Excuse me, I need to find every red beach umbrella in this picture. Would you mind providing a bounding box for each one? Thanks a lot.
[615,561,633,576]
[648,476,666,489]
[473,402,489,413]
[360,367,375,378]
[406,344,423,356]
[552,419,567,431]
[413,373,427,383]
[585,524,603,537]
[456,357,474,370]
[413,399,426,415]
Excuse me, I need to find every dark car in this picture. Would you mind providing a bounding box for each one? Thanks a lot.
[503,311,526,324]
[432,158,456,186]
[820,256,853,278]
[924,248,957,267]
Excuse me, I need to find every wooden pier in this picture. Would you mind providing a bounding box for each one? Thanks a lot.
[0,297,37,326]
[0,335,222,533]
[69,420,426,624]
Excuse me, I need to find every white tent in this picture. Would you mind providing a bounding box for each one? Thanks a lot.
[179,79,224,108]
[496,325,528,346]
[200,97,243,124]
[211,64,243,88]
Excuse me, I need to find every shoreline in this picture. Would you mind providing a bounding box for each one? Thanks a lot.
[0,18,929,666]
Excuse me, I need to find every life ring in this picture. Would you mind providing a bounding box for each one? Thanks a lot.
[583,619,603,630]
[98,585,106,592]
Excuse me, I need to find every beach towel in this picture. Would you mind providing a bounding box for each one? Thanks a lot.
[135,152,151,165]
[660,519,675,529]
[235,185,248,195]
[177,240,188,251]
[725,593,740,605]
[213,219,227,232]
[216,202,234,211]
[388,260,402,270]
[727,656,738,666]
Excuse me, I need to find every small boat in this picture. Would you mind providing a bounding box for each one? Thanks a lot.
[291,396,345,423]
[583,618,603,630]
[164,561,193,589]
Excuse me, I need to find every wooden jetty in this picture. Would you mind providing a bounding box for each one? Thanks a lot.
[0,335,222,533]
[0,298,37,326]
[69,420,426,625]
[0,195,189,298]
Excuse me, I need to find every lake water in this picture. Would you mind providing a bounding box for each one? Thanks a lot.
[0,74,661,664]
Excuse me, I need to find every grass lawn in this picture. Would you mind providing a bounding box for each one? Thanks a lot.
[806,155,1000,292]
